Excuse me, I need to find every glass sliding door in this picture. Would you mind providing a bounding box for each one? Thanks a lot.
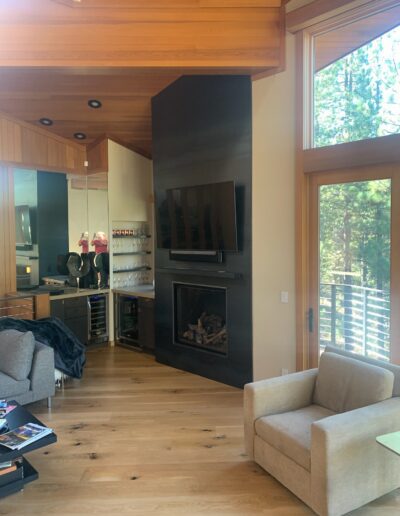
[308,167,400,366]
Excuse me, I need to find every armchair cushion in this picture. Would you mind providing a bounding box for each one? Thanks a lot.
[0,330,35,381]
[313,352,394,413]
[255,404,336,471]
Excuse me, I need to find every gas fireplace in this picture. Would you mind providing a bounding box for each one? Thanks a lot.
[173,282,228,355]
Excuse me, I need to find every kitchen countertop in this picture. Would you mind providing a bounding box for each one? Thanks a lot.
[113,285,155,299]
[48,288,110,301]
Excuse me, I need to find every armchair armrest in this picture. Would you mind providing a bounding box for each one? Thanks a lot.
[30,342,55,401]
[311,397,400,516]
[244,368,318,459]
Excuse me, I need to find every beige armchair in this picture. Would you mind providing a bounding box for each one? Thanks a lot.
[244,346,400,516]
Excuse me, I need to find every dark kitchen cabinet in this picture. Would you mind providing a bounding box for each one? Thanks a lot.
[50,293,109,346]
[51,296,89,345]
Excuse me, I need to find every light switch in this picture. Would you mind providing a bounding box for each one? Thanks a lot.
[281,291,289,303]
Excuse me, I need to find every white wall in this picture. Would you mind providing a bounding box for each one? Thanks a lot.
[108,139,153,340]
[108,140,152,222]
[252,33,297,380]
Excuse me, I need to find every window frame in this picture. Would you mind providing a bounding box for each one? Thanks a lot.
[294,0,400,370]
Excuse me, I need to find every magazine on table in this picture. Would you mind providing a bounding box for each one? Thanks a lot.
[0,423,53,450]
[0,401,17,418]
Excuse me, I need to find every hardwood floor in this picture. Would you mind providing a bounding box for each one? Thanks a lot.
[2,346,400,515]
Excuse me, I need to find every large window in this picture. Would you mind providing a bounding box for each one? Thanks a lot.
[313,17,400,147]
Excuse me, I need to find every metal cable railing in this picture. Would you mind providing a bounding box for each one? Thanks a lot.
[320,282,390,361]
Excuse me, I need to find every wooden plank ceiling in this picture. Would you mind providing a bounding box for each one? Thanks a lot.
[0,0,284,158]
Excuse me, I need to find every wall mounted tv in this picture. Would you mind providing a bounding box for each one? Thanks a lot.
[157,181,238,251]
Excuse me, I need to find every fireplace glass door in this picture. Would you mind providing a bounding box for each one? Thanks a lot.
[174,283,228,355]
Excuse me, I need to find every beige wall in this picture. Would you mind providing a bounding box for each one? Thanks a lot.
[108,140,152,223]
[108,139,153,340]
[108,140,154,275]
[252,33,297,380]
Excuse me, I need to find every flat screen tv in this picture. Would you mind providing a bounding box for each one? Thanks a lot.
[15,205,33,249]
[157,181,238,251]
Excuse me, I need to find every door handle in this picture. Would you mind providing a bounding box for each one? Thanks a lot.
[308,308,314,333]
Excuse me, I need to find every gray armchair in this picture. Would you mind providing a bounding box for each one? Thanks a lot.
[244,347,400,516]
[0,330,55,407]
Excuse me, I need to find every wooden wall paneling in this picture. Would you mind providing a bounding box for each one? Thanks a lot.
[0,111,87,173]
[0,166,16,296]
[87,137,109,174]
[0,117,22,163]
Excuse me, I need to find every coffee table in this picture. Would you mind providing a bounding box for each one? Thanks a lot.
[376,431,400,456]
[0,401,57,498]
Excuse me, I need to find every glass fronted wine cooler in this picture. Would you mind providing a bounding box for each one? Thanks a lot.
[115,293,155,352]
[115,294,140,349]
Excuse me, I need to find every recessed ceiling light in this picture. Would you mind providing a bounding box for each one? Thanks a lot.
[88,99,102,109]
[74,132,87,140]
[39,118,53,126]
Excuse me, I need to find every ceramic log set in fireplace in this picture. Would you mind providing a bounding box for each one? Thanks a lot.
[173,283,228,355]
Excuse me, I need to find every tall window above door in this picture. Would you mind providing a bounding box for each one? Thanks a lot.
[313,9,400,148]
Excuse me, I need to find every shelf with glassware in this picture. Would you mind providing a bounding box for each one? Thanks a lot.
[111,221,152,289]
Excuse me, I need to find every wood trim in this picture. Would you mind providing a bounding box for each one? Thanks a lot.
[295,31,310,371]
[308,174,319,368]
[34,293,50,319]
[303,134,400,174]
[286,0,400,33]
[390,172,400,365]
[308,163,400,365]
[252,4,287,80]
[294,0,400,370]
[0,166,16,296]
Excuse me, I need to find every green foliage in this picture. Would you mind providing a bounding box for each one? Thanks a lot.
[314,26,400,147]
[319,180,391,291]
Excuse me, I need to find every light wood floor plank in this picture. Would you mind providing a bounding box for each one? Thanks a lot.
[2,346,399,515]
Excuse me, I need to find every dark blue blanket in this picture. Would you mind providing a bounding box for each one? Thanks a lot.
[0,317,86,379]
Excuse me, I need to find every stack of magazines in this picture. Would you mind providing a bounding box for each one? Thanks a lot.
[0,459,23,486]
[0,423,52,450]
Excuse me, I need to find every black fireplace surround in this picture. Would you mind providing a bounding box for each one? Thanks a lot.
[152,76,252,387]
[174,282,228,355]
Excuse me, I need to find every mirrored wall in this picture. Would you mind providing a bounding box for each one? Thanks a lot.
[13,168,109,290]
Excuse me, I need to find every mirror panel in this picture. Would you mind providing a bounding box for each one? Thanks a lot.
[14,169,109,290]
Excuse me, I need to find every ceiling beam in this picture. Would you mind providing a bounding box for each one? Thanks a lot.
[0,0,283,71]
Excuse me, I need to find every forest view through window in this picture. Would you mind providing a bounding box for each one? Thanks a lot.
[314,21,400,147]
[318,179,391,360]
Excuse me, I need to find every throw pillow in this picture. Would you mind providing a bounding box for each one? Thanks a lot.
[0,330,35,381]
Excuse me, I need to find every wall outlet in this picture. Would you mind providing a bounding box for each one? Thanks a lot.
[280,291,289,303]
[281,368,289,376]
